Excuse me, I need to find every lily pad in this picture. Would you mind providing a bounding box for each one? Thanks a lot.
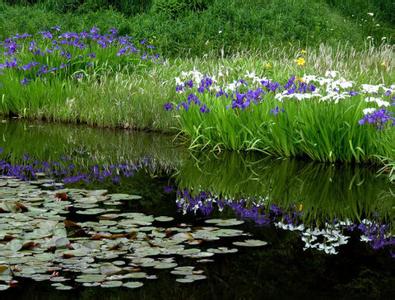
[233,239,268,247]
[123,281,144,289]
[155,216,174,222]
[205,218,244,227]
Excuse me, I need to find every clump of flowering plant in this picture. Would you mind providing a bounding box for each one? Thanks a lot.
[0,26,160,85]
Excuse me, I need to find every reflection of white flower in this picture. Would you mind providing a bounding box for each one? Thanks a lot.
[360,235,372,242]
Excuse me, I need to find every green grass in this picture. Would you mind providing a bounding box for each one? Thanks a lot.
[0,20,393,168]
[177,91,395,162]
[1,43,393,131]
[0,0,393,57]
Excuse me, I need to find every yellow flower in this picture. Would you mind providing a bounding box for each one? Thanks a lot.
[295,57,305,66]
[264,63,272,69]
[296,76,304,83]
[301,49,307,54]
[298,203,303,211]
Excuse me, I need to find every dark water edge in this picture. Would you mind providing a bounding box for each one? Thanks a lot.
[0,120,394,299]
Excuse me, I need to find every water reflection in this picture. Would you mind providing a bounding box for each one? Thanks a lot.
[175,152,394,224]
[0,121,394,298]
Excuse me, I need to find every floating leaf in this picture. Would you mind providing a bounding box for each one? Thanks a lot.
[205,218,244,226]
[155,216,174,222]
[101,281,123,288]
[123,282,144,289]
[233,239,268,247]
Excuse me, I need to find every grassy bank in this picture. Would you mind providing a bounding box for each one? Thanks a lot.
[0,24,394,169]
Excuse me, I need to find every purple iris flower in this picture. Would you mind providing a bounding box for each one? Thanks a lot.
[187,93,201,105]
[358,108,395,129]
[176,102,189,111]
[185,80,194,88]
[163,102,173,111]
[28,41,36,52]
[61,51,72,60]
[20,61,39,71]
[284,76,296,89]
[51,25,61,31]
[20,78,30,85]
[40,31,53,39]
[109,28,118,36]
[309,84,316,92]
[200,104,210,113]
[175,85,184,93]
[117,47,129,56]
[270,106,285,116]
[97,40,107,48]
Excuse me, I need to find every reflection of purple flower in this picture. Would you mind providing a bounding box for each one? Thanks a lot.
[163,185,174,193]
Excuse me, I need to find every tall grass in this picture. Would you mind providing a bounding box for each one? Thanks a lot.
[0,0,393,56]
[1,43,393,131]
[177,93,394,162]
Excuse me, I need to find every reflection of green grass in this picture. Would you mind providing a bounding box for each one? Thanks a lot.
[176,152,394,225]
[0,121,185,171]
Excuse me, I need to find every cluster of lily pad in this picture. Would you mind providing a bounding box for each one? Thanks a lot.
[0,26,159,85]
[0,176,269,291]
[175,189,394,257]
[165,69,395,129]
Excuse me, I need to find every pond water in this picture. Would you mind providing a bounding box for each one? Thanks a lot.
[0,120,394,299]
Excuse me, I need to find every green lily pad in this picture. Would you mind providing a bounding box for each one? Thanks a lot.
[101,281,123,288]
[155,216,174,222]
[205,218,244,226]
[110,194,142,201]
[75,274,106,283]
[123,281,144,289]
[233,239,268,247]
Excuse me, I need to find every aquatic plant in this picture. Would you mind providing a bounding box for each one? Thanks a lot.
[166,69,395,162]
[175,189,394,257]
[0,176,266,291]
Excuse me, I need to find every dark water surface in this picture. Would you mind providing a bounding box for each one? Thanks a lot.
[0,120,394,299]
